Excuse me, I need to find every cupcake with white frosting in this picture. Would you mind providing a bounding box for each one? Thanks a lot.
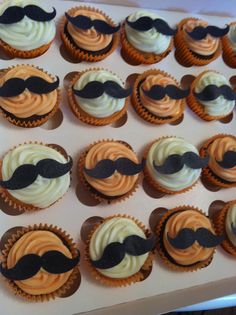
[222,22,236,68]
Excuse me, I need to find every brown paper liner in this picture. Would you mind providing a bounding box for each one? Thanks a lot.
[222,24,236,68]
[60,6,119,62]
[131,69,185,124]
[174,18,222,66]
[0,224,80,302]
[67,68,129,126]
[156,205,215,271]
[200,134,236,189]
[85,214,154,286]
[78,139,140,204]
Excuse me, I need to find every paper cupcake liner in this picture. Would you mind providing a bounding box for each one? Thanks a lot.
[156,205,215,271]
[132,69,185,125]
[84,214,154,287]
[60,6,119,62]
[78,139,140,204]
[67,68,128,126]
[222,27,236,68]
[0,224,80,302]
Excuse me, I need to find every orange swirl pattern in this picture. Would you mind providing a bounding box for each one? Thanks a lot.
[140,74,182,117]
[7,231,73,295]
[84,142,139,196]
[163,210,215,265]
[0,65,57,118]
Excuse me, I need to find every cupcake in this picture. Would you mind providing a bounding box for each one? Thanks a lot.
[200,134,236,189]
[222,22,236,68]
[0,224,80,301]
[132,69,187,124]
[67,69,131,126]
[144,137,208,194]
[187,70,235,121]
[121,10,175,64]
[174,18,227,66]
[85,214,155,286]
[0,0,56,59]
[78,140,145,203]
[0,142,72,212]
[61,6,120,62]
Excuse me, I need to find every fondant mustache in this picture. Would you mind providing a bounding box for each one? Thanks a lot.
[153,152,209,175]
[0,5,56,24]
[187,25,229,40]
[0,250,80,280]
[91,235,156,269]
[126,16,177,35]
[65,13,120,34]
[0,76,60,97]
[73,81,132,99]
[194,85,236,101]
[84,158,145,179]
[0,157,73,190]
[142,85,190,100]
[217,151,236,169]
[231,223,236,236]
[167,227,224,249]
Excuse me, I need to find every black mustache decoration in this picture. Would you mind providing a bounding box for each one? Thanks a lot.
[65,13,120,35]
[91,235,156,269]
[142,85,190,100]
[167,228,224,250]
[194,85,236,102]
[0,250,80,281]
[187,25,229,40]
[0,76,60,97]
[84,158,145,179]
[73,81,132,99]
[153,152,209,175]
[126,16,177,35]
[231,223,236,236]
[0,157,73,190]
[0,5,56,24]
[216,151,236,169]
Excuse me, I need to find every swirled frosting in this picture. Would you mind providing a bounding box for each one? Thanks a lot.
[194,71,235,117]
[84,141,139,197]
[125,10,172,54]
[225,203,236,247]
[74,70,126,118]
[0,65,58,118]
[0,0,56,51]
[227,23,236,53]
[1,144,70,208]
[7,231,73,295]
[163,210,215,265]
[140,73,182,117]
[146,137,201,191]
[207,136,236,182]
[67,8,113,51]
[89,217,148,278]
[183,19,219,56]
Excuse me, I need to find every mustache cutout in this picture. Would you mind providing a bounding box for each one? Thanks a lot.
[65,13,120,35]
[0,5,56,24]
[0,250,80,280]
[84,158,145,179]
[167,228,224,250]
[73,81,132,99]
[187,25,229,40]
[0,157,73,190]
[0,76,60,97]
[194,85,236,102]
[231,223,236,236]
[216,151,236,169]
[142,85,190,100]
[153,152,209,175]
[126,16,177,35]
[91,235,156,269]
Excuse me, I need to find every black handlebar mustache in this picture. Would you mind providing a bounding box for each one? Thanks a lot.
[187,25,229,40]
[194,84,236,101]
[231,223,236,236]
[142,84,189,100]
[216,151,236,169]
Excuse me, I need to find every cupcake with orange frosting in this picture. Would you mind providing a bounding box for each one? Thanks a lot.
[222,22,236,68]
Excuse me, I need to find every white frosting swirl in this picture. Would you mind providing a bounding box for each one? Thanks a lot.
[194,71,235,117]
[125,10,172,54]
[225,203,236,247]
[74,70,126,118]
[146,137,201,191]
[0,0,56,51]
[228,23,236,53]
[89,217,148,279]
[1,144,70,208]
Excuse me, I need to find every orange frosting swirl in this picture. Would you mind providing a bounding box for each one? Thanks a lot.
[140,74,182,117]
[7,231,73,295]
[84,142,139,197]
[0,65,57,118]
[163,210,215,265]
[207,136,236,182]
